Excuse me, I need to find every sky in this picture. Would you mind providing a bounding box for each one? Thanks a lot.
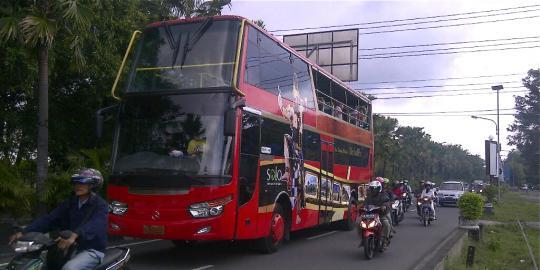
[223,0,540,158]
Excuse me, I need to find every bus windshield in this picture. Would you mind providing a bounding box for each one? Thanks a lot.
[112,93,232,178]
[126,19,241,93]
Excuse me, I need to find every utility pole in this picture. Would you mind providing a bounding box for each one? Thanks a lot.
[492,85,504,201]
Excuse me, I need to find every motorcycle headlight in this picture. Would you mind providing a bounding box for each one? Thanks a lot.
[367,220,376,228]
[109,201,128,216]
[417,201,422,206]
[360,221,368,229]
[392,200,400,208]
[13,241,43,253]
[402,193,407,198]
[189,195,232,218]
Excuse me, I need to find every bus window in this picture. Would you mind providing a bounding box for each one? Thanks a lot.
[239,112,261,205]
[245,26,314,109]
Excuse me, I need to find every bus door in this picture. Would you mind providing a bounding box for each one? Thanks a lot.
[235,112,261,239]
[319,141,334,225]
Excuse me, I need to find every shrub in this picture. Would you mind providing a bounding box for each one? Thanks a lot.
[457,192,485,220]
[42,172,73,211]
[0,162,33,218]
[483,185,497,203]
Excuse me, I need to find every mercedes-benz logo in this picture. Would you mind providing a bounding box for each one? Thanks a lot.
[151,210,160,220]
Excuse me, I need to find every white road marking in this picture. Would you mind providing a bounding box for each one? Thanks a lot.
[0,263,7,267]
[192,265,214,270]
[108,239,163,249]
[307,230,338,240]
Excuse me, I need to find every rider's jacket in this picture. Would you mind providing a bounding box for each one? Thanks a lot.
[421,188,436,199]
[365,192,391,214]
[23,194,108,252]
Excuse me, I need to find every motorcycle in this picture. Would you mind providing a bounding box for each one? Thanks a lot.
[390,199,404,226]
[4,231,130,270]
[402,192,412,212]
[418,197,435,227]
[358,205,389,260]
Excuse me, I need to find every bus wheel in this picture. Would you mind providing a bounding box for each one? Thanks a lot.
[257,204,286,254]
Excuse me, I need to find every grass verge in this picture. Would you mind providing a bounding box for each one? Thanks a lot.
[482,192,540,222]
[447,224,539,270]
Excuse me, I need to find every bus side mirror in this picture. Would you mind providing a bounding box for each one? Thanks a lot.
[96,105,119,138]
[224,109,236,136]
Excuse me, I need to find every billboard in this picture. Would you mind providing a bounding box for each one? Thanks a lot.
[283,29,358,82]
[484,140,498,177]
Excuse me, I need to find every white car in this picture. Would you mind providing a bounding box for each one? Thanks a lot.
[437,181,465,207]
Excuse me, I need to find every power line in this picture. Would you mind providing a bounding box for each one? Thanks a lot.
[269,4,540,33]
[357,81,520,90]
[362,86,524,95]
[359,40,540,57]
[377,113,516,116]
[372,90,526,99]
[358,36,540,51]
[378,108,515,114]
[359,44,540,59]
[349,73,524,85]
[358,15,539,36]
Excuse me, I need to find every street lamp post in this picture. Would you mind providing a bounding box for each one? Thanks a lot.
[471,115,501,201]
[491,85,503,202]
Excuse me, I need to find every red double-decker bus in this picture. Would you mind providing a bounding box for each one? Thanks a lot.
[106,15,373,253]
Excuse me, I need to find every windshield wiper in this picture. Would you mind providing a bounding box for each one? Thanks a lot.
[179,17,214,68]
[162,21,175,50]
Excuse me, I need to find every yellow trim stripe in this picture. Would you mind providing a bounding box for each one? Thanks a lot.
[112,30,142,100]
[232,19,246,96]
[136,62,235,71]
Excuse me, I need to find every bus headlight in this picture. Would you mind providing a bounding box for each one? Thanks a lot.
[189,195,232,218]
[109,201,128,216]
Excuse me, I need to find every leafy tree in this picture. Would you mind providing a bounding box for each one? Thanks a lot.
[507,69,540,186]
[0,0,97,213]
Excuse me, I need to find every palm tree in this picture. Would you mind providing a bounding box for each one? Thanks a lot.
[0,0,92,214]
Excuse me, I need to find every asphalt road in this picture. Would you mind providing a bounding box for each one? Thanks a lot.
[123,206,460,270]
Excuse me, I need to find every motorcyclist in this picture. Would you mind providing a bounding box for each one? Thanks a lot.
[415,180,425,215]
[364,180,392,248]
[420,181,437,220]
[8,168,108,270]
[392,180,405,198]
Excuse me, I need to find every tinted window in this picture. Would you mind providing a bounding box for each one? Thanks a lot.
[441,183,463,191]
[334,139,369,167]
[239,154,258,205]
[260,118,289,156]
[241,112,260,155]
[128,20,240,92]
[303,130,320,162]
[245,26,314,109]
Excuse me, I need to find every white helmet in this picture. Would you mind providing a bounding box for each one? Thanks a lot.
[368,180,382,194]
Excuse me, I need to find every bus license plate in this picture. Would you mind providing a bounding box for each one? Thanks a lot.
[144,225,164,235]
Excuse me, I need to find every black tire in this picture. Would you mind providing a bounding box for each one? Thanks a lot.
[363,236,374,260]
[392,212,399,226]
[256,204,287,254]
[423,211,429,227]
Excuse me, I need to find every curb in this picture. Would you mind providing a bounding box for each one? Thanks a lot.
[410,228,467,270]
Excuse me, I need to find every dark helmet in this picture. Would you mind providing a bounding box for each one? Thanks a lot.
[71,168,103,192]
